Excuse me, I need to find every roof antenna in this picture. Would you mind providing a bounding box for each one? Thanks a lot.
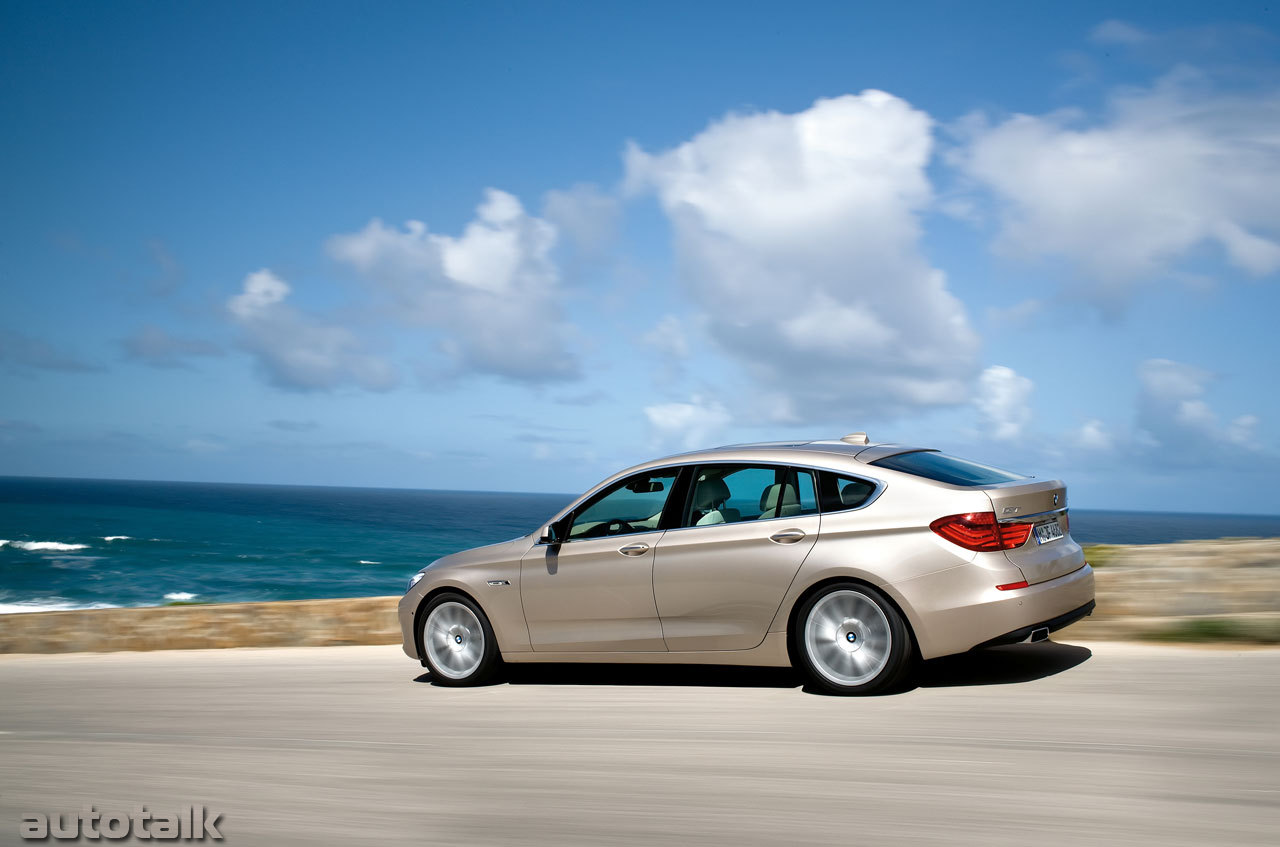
[840,432,870,445]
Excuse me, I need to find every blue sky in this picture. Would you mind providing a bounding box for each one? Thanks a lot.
[2,1,1278,513]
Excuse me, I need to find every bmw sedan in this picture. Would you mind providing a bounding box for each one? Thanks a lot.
[399,434,1096,694]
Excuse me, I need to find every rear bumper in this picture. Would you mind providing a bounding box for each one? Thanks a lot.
[893,562,1095,659]
[973,599,1096,649]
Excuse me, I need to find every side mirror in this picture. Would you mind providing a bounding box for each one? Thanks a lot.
[538,519,565,545]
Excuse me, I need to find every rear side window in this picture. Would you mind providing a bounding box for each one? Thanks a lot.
[870,451,1026,486]
[817,471,879,512]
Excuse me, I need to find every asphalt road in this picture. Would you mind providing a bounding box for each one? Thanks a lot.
[1,641,1277,846]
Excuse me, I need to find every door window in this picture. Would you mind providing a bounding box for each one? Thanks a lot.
[683,465,818,526]
[567,469,679,539]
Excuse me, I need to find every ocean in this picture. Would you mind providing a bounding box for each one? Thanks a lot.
[2,475,1278,613]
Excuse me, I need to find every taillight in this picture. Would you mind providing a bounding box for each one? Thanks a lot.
[1061,512,1069,533]
[929,512,1032,551]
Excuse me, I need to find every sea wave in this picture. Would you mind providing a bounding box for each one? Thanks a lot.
[358,560,382,565]
[163,592,198,601]
[0,540,91,552]
[102,536,132,542]
[0,598,118,615]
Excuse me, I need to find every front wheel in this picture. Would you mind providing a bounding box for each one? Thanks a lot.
[420,592,501,686]
[792,583,913,695]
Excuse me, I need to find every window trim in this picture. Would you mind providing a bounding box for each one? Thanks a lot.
[553,467,685,544]
[537,460,886,545]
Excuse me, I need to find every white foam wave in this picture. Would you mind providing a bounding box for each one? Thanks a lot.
[358,560,381,565]
[0,540,90,552]
[163,592,198,601]
[0,599,118,615]
[102,536,131,542]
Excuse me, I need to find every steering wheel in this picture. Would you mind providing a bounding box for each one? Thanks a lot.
[604,519,636,536]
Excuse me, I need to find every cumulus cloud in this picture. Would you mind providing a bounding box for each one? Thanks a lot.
[626,91,980,422]
[227,269,397,392]
[1075,419,1114,451]
[1136,358,1263,458]
[121,325,221,368]
[542,183,620,258]
[975,365,1033,441]
[327,189,577,383]
[645,396,732,453]
[1090,20,1149,46]
[955,69,1280,306]
[642,315,690,360]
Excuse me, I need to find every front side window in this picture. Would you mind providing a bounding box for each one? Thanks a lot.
[567,469,679,539]
[684,465,819,527]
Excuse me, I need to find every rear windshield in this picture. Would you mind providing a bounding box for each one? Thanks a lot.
[869,451,1027,486]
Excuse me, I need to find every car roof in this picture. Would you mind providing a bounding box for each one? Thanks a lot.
[640,438,931,471]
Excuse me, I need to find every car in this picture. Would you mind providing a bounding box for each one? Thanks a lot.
[399,434,1096,695]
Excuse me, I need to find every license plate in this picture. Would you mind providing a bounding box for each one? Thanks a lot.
[1034,520,1064,544]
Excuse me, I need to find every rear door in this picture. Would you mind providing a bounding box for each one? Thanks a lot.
[983,479,1085,584]
[651,464,820,651]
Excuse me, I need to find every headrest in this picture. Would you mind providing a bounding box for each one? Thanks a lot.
[760,482,798,512]
[692,476,731,510]
[841,480,875,507]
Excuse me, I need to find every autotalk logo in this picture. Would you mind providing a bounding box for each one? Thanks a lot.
[19,805,224,840]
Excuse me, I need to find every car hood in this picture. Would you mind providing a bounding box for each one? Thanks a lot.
[426,536,532,572]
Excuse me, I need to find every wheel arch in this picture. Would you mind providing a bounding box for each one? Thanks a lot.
[784,575,922,667]
[413,586,492,663]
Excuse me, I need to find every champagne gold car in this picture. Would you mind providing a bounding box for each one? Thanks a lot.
[399,434,1095,694]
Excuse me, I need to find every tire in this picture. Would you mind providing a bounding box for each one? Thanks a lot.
[419,592,501,686]
[792,582,914,695]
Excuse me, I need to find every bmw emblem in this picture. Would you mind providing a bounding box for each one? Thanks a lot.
[1053,494,1059,506]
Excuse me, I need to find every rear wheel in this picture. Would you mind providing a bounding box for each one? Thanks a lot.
[793,582,913,695]
[420,593,501,686]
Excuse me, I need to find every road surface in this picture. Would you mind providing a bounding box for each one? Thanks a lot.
[1,641,1277,846]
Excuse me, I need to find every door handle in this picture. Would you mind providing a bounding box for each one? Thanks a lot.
[617,543,650,556]
[769,529,806,544]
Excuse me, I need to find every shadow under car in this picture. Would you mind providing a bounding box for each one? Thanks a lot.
[413,640,1093,694]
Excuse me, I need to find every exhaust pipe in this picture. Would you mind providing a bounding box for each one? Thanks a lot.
[1027,627,1050,643]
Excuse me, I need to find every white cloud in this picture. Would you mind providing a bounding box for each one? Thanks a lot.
[625,91,980,422]
[1136,358,1262,454]
[955,70,1280,305]
[975,365,1033,441]
[1227,414,1261,450]
[542,183,620,258]
[986,298,1043,327]
[644,396,732,453]
[227,269,397,392]
[327,189,577,383]
[1075,419,1113,451]
[642,315,690,360]
[1090,20,1149,46]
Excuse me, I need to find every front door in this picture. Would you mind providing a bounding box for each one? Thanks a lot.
[520,468,680,652]
[653,464,820,651]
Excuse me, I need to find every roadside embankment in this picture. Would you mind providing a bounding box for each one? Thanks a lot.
[1060,536,1280,643]
[1,537,1277,654]
[0,595,401,654]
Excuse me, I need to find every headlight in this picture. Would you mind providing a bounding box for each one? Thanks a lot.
[406,571,426,592]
